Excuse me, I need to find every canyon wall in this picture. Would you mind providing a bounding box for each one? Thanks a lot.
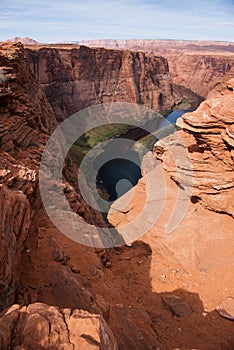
[5,38,234,98]
[26,46,176,120]
[0,42,56,310]
[166,53,234,97]
[0,42,105,309]
[77,39,234,97]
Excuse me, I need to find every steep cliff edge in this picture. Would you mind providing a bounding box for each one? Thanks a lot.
[26,45,176,121]
[108,79,234,347]
[0,42,106,309]
[77,39,234,97]
[0,42,56,309]
[109,79,234,264]
[155,78,234,217]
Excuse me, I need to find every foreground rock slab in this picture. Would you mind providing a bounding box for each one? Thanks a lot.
[0,302,118,350]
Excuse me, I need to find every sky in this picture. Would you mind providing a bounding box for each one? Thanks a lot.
[0,0,234,42]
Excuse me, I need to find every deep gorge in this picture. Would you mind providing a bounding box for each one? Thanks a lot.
[0,42,234,350]
[26,45,202,203]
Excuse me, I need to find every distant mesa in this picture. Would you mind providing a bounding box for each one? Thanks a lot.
[2,37,234,50]
[3,37,40,45]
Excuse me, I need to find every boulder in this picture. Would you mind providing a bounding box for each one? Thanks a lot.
[0,303,118,350]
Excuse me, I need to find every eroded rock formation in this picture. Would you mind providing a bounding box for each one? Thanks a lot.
[77,39,234,97]
[108,78,234,347]
[0,42,106,311]
[0,42,56,309]
[26,46,176,120]
[155,78,234,216]
[0,302,118,350]
[166,54,234,97]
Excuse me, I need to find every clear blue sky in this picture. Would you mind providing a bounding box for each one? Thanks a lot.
[1,0,234,42]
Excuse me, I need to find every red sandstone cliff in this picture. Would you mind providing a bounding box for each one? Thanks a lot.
[166,53,234,97]
[0,42,56,310]
[26,45,176,121]
[155,79,234,217]
[0,42,118,349]
[108,79,234,347]
[78,39,234,98]
[7,38,234,99]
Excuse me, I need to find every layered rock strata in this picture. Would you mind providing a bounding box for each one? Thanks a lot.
[155,78,234,217]
[0,42,56,309]
[0,42,106,311]
[77,39,234,97]
[26,46,176,120]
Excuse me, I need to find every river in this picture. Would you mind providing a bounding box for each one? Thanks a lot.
[96,109,189,201]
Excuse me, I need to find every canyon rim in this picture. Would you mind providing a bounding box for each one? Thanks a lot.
[0,30,234,350]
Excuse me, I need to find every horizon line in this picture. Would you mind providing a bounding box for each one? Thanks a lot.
[2,36,234,45]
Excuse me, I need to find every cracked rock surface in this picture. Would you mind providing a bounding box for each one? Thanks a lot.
[0,302,118,350]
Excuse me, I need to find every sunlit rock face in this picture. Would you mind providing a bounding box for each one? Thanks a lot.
[0,303,118,350]
[155,78,234,217]
[108,79,234,315]
[76,39,234,98]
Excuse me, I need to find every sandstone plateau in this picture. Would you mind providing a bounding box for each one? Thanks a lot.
[0,42,234,349]
[78,39,234,51]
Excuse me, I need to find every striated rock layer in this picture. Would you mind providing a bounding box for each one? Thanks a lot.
[77,39,234,97]
[22,39,234,98]
[0,41,56,309]
[26,45,176,120]
[166,54,234,97]
[155,78,234,217]
[0,42,106,310]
